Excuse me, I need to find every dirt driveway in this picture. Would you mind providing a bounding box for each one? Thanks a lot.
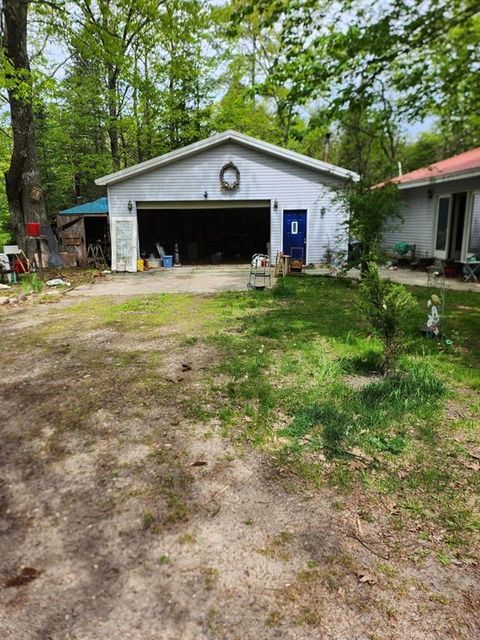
[69,265,253,296]
[0,293,478,640]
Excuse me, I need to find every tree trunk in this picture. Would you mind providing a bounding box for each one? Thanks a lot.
[251,33,257,89]
[107,65,120,170]
[2,0,49,255]
[132,50,144,163]
[144,50,153,159]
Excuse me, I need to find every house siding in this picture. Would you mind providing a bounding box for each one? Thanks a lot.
[107,142,349,270]
[382,176,480,259]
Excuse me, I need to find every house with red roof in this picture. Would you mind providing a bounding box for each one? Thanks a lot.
[383,148,480,264]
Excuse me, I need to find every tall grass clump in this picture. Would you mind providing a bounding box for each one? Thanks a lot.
[282,362,445,458]
[360,362,445,411]
[20,273,43,294]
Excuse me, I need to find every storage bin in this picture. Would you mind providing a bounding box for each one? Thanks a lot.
[163,255,173,268]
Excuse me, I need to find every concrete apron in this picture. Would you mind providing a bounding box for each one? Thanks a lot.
[67,265,480,298]
[68,265,255,296]
[344,267,480,293]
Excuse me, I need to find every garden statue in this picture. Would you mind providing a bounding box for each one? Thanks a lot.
[422,293,442,337]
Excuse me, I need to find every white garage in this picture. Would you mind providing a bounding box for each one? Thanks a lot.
[95,130,358,271]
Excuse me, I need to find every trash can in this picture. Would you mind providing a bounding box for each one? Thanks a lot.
[163,255,173,268]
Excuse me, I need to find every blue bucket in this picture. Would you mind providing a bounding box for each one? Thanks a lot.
[163,255,173,268]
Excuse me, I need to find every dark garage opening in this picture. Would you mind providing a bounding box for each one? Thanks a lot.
[85,216,109,247]
[138,207,270,263]
[85,216,110,263]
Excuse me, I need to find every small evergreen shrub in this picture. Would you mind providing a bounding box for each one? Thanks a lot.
[358,262,416,374]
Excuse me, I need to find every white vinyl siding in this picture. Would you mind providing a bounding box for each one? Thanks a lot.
[107,142,349,269]
[382,176,480,259]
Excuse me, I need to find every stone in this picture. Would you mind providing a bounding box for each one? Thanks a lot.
[0,296,10,305]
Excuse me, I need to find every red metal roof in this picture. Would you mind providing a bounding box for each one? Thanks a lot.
[392,147,480,186]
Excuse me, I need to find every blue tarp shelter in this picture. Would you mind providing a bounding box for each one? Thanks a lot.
[59,197,108,216]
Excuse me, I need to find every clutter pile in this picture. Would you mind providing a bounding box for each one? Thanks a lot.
[0,245,29,285]
[139,243,174,271]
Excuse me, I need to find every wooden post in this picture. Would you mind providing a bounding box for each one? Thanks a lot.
[36,237,44,280]
[27,235,45,280]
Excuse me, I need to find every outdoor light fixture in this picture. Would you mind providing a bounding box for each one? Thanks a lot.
[127,200,133,211]
[203,190,208,199]
[427,189,433,200]
[273,199,279,210]
[320,207,326,216]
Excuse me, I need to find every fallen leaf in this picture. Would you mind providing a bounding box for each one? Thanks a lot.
[357,571,376,585]
[4,567,41,588]
[349,460,367,470]
[351,446,364,457]
[463,461,480,472]
[461,558,477,566]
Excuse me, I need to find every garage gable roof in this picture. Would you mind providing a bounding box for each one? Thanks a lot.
[95,130,359,186]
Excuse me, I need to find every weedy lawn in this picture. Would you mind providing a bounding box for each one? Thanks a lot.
[1,274,479,639]
[205,276,480,555]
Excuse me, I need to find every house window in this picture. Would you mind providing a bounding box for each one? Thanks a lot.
[468,194,480,253]
[291,221,298,234]
[435,197,450,251]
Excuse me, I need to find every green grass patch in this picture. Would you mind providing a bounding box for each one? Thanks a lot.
[204,275,479,551]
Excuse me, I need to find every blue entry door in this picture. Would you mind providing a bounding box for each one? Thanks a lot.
[283,210,307,261]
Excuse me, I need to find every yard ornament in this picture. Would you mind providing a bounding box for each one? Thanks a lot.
[426,294,441,337]
[421,274,454,345]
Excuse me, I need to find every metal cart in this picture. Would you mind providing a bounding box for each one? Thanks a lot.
[247,253,271,290]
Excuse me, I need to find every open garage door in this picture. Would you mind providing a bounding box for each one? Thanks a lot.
[137,201,270,264]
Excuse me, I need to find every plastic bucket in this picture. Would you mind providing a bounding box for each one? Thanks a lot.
[163,255,173,268]
[26,222,41,237]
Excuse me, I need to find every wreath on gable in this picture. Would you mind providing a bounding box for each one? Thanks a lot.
[220,162,240,190]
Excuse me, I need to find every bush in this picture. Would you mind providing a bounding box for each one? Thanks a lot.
[358,262,416,374]
[334,181,401,268]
